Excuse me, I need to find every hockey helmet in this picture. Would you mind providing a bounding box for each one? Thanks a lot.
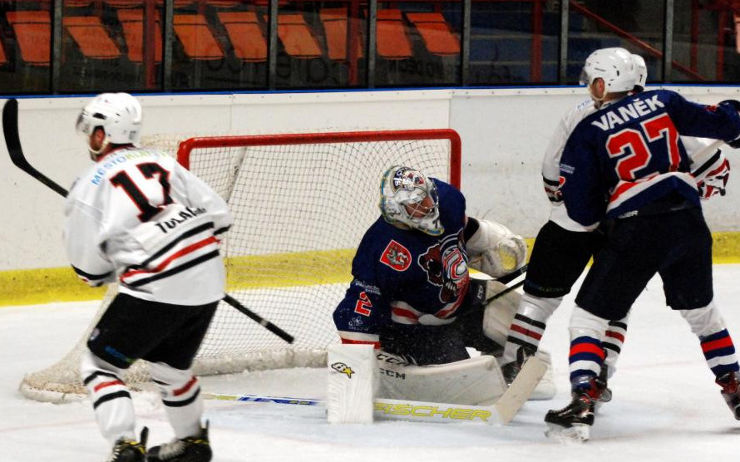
[631,54,647,92]
[76,92,142,147]
[379,166,444,236]
[579,47,636,94]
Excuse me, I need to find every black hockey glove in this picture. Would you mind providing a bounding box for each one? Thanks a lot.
[718,100,740,148]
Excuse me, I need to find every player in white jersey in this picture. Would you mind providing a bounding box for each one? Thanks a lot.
[500,49,730,399]
[66,93,232,462]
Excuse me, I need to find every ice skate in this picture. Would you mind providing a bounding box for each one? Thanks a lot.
[107,427,147,462]
[716,371,740,420]
[147,422,212,462]
[501,345,536,384]
[593,363,612,408]
[544,390,595,442]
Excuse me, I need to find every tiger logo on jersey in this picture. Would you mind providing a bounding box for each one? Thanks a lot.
[418,233,469,304]
[380,240,411,271]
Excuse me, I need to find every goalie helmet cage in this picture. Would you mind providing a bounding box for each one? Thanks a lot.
[19,128,462,403]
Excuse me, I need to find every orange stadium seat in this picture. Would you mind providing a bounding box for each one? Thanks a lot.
[278,13,322,58]
[320,7,363,61]
[0,42,7,65]
[173,14,224,60]
[6,11,51,65]
[7,11,121,64]
[375,9,412,59]
[116,8,163,64]
[103,0,194,7]
[63,16,121,60]
[405,12,460,56]
[217,11,267,62]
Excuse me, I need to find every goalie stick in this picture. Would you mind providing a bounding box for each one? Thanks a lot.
[204,356,547,425]
[2,98,294,344]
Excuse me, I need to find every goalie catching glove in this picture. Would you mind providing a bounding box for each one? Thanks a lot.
[466,218,527,278]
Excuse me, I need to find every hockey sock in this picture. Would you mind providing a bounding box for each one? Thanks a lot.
[501,293,561,365]
[150,362,204,439]
[602,316,629,380]
[568,306,608,386]
[679,302,740,379]
[81,350,137,443]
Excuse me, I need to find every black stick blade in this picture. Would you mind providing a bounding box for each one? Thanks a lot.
[3,98,68,197]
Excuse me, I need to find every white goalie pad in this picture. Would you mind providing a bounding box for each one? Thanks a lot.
[375,352,507,406]
[482,280,521,347]
[327,344,378,423]
[481,280,556,400]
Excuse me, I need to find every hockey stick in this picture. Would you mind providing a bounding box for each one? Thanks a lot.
[3,98,294,344]
[4,99,68,198]
[204,356,546,425]
[495,263,527,285]
[485,280,525,304]
[223,294,294,343]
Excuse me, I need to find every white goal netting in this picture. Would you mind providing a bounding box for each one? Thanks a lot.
[20,129,461,402]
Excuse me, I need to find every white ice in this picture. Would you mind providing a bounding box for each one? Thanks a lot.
[2,266,740,461]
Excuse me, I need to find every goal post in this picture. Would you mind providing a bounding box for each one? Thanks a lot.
[19,129,462,403]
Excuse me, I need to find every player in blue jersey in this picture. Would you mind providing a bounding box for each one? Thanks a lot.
[544,48,740,441]
[333,165,531,405]
[501,49,731,405]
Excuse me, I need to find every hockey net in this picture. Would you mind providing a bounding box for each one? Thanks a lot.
[19,129,462,403]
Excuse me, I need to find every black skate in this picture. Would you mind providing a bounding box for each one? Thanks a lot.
[544,391,595,442]
[501,345,536,385]
[147,422,212,462]
[594,363,612,406]
[107,427,148,462]
[716,371,740,420]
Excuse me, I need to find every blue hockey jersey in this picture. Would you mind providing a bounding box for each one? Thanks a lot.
[559,90,740,228]
[333,179,470,346]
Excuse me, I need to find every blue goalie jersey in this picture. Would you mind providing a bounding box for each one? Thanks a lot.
[559,90,740,228]
[333,179,470,346]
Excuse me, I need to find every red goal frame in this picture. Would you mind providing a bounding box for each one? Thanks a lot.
[176,129,462,188]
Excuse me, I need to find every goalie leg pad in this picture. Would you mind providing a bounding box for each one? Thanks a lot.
[482,280,522,347]
[529,350,556,400]
[80,349,136,444]
[376,353,507,405]
[149,361,203,439]
[327,344,377,423]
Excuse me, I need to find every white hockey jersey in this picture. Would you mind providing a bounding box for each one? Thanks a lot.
[64,147,232,306]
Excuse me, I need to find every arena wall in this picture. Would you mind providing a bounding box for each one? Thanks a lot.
[2,86,739,303]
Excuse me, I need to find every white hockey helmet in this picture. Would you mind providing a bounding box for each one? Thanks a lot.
[76,92,142,146]
[579,47,636,94]
[379,165,444,236]
[631,53,647,92]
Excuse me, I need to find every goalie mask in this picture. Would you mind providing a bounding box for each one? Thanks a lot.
[379,166,444,236]
[76,92,142,159]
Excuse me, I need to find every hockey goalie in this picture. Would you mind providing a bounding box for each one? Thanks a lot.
[329,165,554,422]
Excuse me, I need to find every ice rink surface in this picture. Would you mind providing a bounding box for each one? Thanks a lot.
[3,266,740,461]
